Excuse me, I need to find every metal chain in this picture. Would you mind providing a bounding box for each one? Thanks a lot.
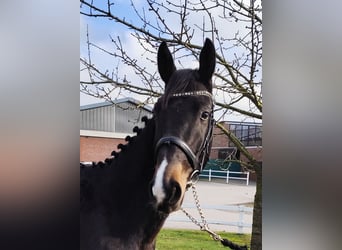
[181,184,223,242]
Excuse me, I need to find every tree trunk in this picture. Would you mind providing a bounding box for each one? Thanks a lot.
[250,164,262,250]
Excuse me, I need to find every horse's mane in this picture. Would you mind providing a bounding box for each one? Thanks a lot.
[80,116,152,170]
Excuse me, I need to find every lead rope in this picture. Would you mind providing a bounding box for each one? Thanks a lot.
[181,184,248,250]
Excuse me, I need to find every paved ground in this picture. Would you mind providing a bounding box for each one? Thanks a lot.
[163,179,256,234]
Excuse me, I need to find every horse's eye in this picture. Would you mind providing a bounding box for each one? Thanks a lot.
[200,111,210,121]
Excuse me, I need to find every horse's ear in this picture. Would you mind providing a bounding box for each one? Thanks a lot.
[199,38,216,89]
[158,41,176,85]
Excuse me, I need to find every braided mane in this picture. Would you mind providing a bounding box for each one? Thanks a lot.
[80,116,151,169]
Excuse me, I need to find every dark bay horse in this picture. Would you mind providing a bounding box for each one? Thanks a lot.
[80,39,216,250]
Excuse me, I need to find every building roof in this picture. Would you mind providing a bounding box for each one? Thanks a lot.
[80,97,153,112]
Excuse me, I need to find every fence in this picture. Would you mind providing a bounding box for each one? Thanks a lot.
[165,203,253,234]
[199,169,250,185]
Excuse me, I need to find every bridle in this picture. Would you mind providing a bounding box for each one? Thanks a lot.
[154,90,215,184]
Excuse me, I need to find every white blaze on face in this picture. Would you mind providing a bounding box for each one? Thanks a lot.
[152,157,168,205]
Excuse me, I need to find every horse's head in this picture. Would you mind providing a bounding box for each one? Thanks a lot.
[151,39,216,213]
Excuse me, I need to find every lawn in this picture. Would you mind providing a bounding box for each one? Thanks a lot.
[156,229,250,250]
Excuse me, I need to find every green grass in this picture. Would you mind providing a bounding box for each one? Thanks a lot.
[156,229,250,250]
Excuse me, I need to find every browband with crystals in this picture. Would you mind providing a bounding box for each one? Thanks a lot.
[171,90,213,99]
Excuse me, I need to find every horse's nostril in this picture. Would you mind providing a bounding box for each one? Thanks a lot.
[167,181,182,206]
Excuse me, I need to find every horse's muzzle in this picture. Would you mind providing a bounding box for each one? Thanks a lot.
[151,158,190,213]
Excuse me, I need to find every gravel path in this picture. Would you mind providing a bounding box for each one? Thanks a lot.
[163,179,256,233]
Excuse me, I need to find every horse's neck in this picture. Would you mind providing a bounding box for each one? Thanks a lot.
[107,119,167,246]
[111,118,155,186]
[81,118,156,214]
[81,118,168,249]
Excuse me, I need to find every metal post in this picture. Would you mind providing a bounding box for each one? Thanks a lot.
[226,170,229,183]
[246,172,249,185]
[209,169,211,182]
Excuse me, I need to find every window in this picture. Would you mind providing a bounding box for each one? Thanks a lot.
[228,123,262,147]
